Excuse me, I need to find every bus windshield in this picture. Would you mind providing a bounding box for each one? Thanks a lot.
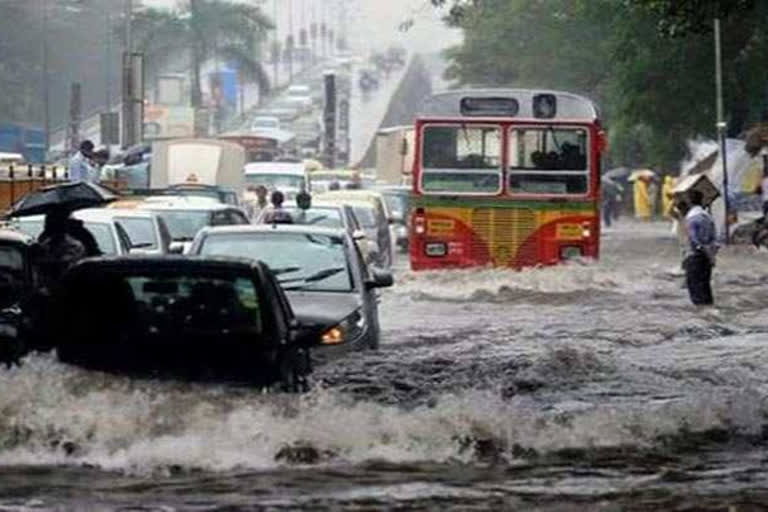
[420,125,501,194]
[508,126,589,195]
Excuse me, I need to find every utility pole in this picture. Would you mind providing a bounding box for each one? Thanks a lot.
[273,0,279,89]
[105,5,112,113]
[122,0,134,148]
[41,0,50,157]
[714,17,730,244]
[288,0,294,82]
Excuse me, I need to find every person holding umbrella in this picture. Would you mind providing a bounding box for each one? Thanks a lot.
[7,181,118,287]
[36,207,87,290]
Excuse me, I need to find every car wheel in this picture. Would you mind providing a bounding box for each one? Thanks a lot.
[275,347,310,393]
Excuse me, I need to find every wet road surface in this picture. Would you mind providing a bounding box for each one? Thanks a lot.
[3,221,768,510]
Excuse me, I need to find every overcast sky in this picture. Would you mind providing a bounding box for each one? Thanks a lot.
[140,0,461,56]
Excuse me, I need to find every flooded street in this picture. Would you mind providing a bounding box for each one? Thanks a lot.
[2,222,768,510]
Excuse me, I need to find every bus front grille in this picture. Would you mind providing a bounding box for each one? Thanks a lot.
[471,208,537,265]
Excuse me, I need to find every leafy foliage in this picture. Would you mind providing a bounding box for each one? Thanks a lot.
[133,0,273,107]
[432,0,768,169]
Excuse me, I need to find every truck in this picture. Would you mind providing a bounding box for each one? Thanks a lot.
[150,138,246,196]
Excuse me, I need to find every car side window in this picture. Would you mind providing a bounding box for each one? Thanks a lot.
[211,211,229,226]
[262,270,289,340]
[374,200,387,226]
[229,210,250,225]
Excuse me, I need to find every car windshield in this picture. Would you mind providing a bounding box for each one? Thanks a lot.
[352,206,377,228]
[83,222,117,254]
[0,246,23,271]
[382,193,409,219]
[252,118,278,129]
[152,210,210,241]
[199,232,353,292]
[116,217,158,249]
[245,173,304,189]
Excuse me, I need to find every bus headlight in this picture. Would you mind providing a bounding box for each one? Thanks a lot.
[560,246,583,260]
[321,310,366,345]
[425,242,447,257]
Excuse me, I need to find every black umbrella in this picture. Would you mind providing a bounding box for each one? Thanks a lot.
[7,181,118,218]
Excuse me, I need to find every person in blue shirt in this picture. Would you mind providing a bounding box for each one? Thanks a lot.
[67,140,95,182]
[684,190,718,305]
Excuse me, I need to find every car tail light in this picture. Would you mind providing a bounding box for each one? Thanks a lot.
[413,208,426,235]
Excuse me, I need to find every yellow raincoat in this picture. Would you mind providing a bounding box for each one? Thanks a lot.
[662,175,675,218]
[633,179,651,220]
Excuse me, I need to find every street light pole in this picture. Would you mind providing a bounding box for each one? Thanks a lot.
[41,0,50,157]
[714,17,730,244]
[122,0,134,148]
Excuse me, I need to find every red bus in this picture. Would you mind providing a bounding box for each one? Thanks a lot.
[409,89,605,270]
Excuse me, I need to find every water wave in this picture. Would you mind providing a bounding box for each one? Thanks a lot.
[0,354,765,476]
[392,263,667,303]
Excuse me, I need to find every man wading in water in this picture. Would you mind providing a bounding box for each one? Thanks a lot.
[684,190,718,306]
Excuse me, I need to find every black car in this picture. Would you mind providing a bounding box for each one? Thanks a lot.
[32,257,333,390]
[189,225,394,351]
[0,229,36,364]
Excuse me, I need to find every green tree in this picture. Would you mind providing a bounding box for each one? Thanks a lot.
[434,0,768,169]
[133,0,273,108]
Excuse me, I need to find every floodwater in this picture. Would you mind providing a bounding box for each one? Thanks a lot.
[2,221,768,511]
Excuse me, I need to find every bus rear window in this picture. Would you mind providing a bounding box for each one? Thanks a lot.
[508,127,589,195]
[421,125,501,194]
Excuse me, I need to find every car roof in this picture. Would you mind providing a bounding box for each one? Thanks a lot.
[74,208,156,221]
[319,190,385,201]
[140,196,232,211]
[199,224,348,239]
[329,199,375,210]
[69,255,265,274]
[282,200,345,210]
[0,228,33,245]
[244,162,306,175]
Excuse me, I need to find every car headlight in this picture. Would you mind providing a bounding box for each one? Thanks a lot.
[321,309,366,345]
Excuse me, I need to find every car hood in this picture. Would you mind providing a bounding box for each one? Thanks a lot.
[287,290,362,326]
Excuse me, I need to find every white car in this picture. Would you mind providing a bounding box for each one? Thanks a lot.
[95,208,173,255]
[244,161,309,201]
[137,196,251,253]
[12,211,132,256]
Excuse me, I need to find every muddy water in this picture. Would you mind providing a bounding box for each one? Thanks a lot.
[2,221,768,511]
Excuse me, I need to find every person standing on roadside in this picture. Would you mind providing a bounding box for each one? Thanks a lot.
[68,140,96,182]
[759,168,768,218]
[684,190,718,306]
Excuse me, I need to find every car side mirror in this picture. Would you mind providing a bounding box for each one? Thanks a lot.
[366,267,394,290]
[352,229,366,240]
[168,242,184,254]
